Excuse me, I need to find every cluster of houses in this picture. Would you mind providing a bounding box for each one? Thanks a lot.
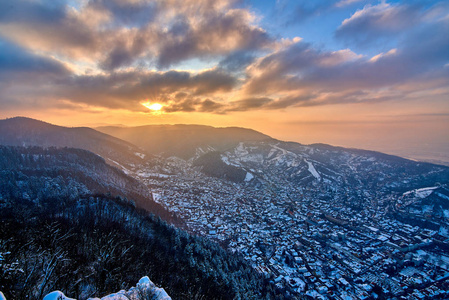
[137,163,449,299]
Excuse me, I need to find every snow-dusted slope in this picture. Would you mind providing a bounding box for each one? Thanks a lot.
[189,140,449,197]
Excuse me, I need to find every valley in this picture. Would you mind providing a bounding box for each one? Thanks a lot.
[1,117,449,299]
[127,140,449,299]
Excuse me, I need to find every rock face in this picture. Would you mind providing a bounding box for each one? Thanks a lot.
[88,276,171,300]
[39,276,171,300]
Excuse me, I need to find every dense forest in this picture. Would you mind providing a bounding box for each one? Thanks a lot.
[194,151,247,183]
[0,146,290,299]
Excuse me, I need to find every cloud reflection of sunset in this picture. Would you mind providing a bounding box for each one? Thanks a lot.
[0,0,447,163]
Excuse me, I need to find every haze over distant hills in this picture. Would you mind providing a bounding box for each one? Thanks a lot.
[97,124,272,159]
[96,122,449,167]
[1,116,449,216]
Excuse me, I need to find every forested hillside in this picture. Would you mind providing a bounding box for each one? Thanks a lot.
[0,146,289,299]
[0,117,149,170]
[0,146,176,223]
[0,194,286,300]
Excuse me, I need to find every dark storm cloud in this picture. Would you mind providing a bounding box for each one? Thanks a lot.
[0,0,66,23]
[218,51,257,72]
[0,39,69,77]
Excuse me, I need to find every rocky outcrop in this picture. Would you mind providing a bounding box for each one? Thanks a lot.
[38,276,171,300]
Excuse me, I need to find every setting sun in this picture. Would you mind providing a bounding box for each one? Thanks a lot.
[142,102,163,111]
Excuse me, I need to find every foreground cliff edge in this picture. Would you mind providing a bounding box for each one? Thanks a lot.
[38,276,170,300]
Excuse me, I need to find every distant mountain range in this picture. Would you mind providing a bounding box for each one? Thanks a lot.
[97,120,449,194]
[97,124,271,159]
[1,116,448,198]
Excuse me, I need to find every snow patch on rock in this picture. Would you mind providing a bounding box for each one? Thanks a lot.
[41,276,170,300]
[245,172,254,182]
[402,186,437,198]
[134,152,146,159]
[305,159,321,180]
[43,291,75,300]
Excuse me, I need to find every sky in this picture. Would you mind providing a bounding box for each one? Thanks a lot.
[0,0,448,163]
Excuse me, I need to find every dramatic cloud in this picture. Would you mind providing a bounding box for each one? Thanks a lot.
[0,1,101,60]
[0,40,71,109]
[0,0,271,71]
[242,41,365,95]
[0,0,448,116]
[240,12,449,109]
[162,98,226,113]
[218,51,256,72]
[0,40,69,77]
[51,68,237,111]
[227,97,274,112]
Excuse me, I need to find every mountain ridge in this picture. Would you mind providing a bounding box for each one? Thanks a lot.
[97,123,273,159]
[0,117,148,171]
[2,117,443,169]
[0,145,178,223]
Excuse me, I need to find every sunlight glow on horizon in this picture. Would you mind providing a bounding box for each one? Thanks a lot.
[142,102,163,112]
[1,0,448,164]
